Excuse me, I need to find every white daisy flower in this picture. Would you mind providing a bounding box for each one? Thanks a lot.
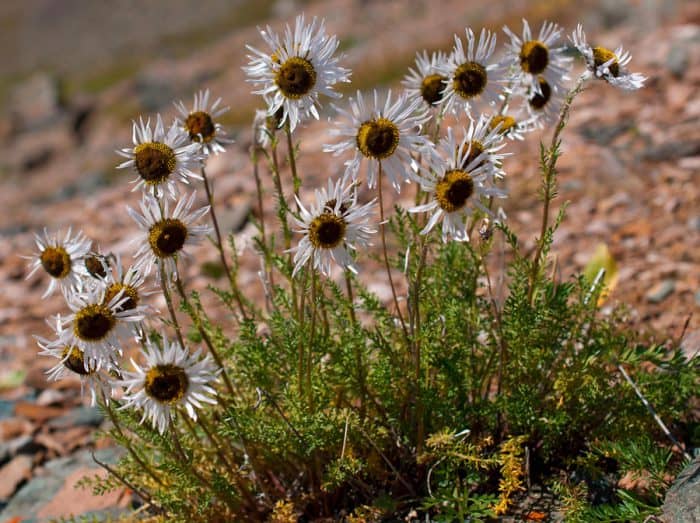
[571,24,646,90]
[120,334,219,434]
[440,28,507,115]
[502,19,572,96]
[402,50,449,108]
[325,89,431,192]
[117,115,204,199]
[244,14,351,132]
[25,228,92,298]
[524,76,565,125]
[410,127,507,242]
[253,104,285,149]
[59,282,145,371]
[289,176,376,277]
[102,254,153,314]
[37,316,112,406]
[128,191,211,280]
[455,112,509,183]
[174,89,234,155]
[487,109,539,141]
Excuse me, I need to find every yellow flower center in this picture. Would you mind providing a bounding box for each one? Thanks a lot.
[489,115,517,135]
[185,111,216,143]
[420,74,446,105]
[435,169,474,213]
[74,304,116,342]
[520,40,549,75]
[529,77,552,110]
[84,254,107,278]
[460,140,486,169]
[309,213,347,249]
[104,283,140,312]
[61,346,91,375]
[593,46,620,77]
[133,142,176,184]
[323,198,349,215]
[145,364,189,403]
[453,61,488,99]
[40,246,71,279]
[275,57,317,99]
[356,117,400,160]
[148,219,188,258]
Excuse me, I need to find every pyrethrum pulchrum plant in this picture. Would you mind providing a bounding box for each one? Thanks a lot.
[27,15,697,522]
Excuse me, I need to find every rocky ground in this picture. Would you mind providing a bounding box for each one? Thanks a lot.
[0,0,698,521]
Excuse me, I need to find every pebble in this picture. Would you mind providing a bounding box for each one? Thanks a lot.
[666,42,690,78]
[0,435,34,465]
[0,455,33,501]
[663,456,700,523]
[645,279,676,303]
[47,406,103,430]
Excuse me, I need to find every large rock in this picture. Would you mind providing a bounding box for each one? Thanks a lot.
[662,456,700,523]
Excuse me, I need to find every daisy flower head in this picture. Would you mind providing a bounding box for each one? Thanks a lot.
[102,254,153,314]
[244,14,351,132]
[128,191,211,280]
[26,228,92,298]
[289,175,376,277]
[37,316,112,406]
[522,75,565,125]
[502,19,572,96]
[410,126,507,242]
[571,24,646,90]
[487,108,539,141]
[253,104,285,149]
[117,115,204,199]
[440,28,507,116]
[120,334,219,434]
[456,112,509,183]
[175,89,234,155]
[402,50,449,108]
[325,89,431,192]
[59,281,145,371]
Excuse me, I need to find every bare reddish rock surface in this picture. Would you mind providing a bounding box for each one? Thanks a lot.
[0,0,698,520]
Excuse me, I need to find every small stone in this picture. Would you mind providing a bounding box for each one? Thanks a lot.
[13,402,65,422]
[663,456,700,522]
[46,406,103,430]
[687,216,700,232]
[695,290,700,306]
[217,200,252,234]
[0,455,33,501]
[0,435,34,465]
[666,43,689,78]
[646,279,676,303]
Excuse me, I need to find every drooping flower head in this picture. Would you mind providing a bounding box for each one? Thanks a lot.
[325,90,431,192]
[402,50,449,108]
[128,191,211,280]
[456,112,509,183]
[120,334,219,434]
[244,15,351,132]
[440,28,507,116]
[102,255,152,314]
[502,19,572,96]
[117,115,203,199]
[58,282,145,371]
[175,89,233,155]
[25,228,92,298]
[290,176,376,277]
[487,108,539,141]
[37,316,112,406]
[410,126,507,242]
[523,75,565,125]
[571,25,646,90]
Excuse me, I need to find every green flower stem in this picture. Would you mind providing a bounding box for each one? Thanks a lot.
[528,74,587,305]
[159,260,186,350]
[172,275,238,400]
[200,164,247,321]
[284,122,301,202]
[102,394,164,487]
[377,161,410,344]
